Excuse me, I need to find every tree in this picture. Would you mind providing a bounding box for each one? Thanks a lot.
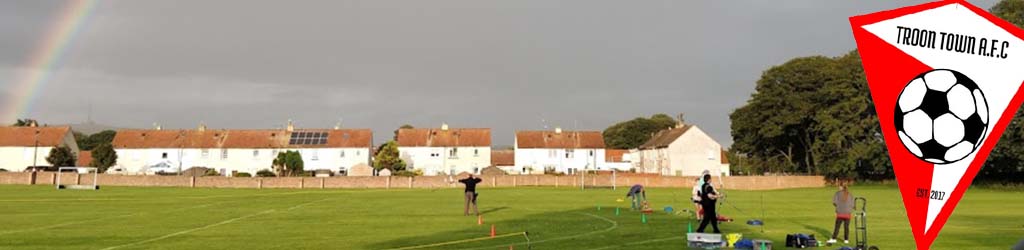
[983,0,1024,182]
[272,151,304,176]
[256,169,277,177]
[46,146,76,167]
[13,119,39,127]
[89,143,118,173]
[602,114,679,149]
[77,130,117,151]
[373,141,406,171]
[730,51,890,179]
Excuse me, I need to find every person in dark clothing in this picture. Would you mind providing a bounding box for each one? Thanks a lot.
[625,184,646,210]
[458,174,483,216]
[696,174,721,234]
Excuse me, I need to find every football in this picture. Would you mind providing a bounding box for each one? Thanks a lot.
[894,69,989,164]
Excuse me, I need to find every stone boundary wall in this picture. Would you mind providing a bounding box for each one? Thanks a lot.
[0,172,825,190]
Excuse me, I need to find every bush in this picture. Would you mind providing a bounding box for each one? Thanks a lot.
[233,172,252,177]
[393,169,423,177]
[256,169,276,177]
[203,168,220,176]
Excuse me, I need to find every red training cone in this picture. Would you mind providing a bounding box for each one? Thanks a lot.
[490,224,496,238]
[478,215,483,225]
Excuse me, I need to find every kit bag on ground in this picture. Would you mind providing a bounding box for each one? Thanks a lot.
[785,234,817,248]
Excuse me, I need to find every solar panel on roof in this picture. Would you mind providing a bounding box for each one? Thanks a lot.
[289,131,328,145]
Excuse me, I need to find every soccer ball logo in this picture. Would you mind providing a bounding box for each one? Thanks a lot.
[894,69,989,164]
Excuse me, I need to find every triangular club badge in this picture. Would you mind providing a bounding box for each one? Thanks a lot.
[850,1,1024,249]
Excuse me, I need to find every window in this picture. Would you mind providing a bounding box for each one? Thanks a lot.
[356,150,360,156]
[449,148,458,159]
[549,150,557,158]
[430,153,439,157]
[271,149,279,157]
[474,149,479,157]
[589,150,594,156]
[340,150,346,158]
[473,167,479,174]
[201,149,210,159]
[253,150,259,158]
[311,150,319,161]
[221,149,228,159]
[566,149,575,159]
[162,152,168,159]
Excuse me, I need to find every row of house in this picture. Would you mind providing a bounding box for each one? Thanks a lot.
[0,121,730,177]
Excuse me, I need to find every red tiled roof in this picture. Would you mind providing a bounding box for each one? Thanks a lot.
[605,149,629,163]
[77,151,93,166]
[491,150,514,166]
[638,125,692,150]
[396,128,491,147]
[515,130,605,149]
[0,126,71,147]
[113,129,372,149]
[721,149,730,164]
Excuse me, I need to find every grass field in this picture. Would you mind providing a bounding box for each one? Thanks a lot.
[0,184,1021,250]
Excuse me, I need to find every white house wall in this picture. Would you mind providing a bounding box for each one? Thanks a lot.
[666,127,726,176]
[115,147,370,175]
[636,127,729,177]
[0,146,56,171]
[513,147,606,175]
[399,146,490,176]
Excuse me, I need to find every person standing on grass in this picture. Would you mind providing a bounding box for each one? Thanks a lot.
[625,184,646,210]
[696,174,721,234]
[692,177,703,221]
[458,174,483,216]
[828,183,855,244]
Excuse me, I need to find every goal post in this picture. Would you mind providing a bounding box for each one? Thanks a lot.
[56,167,100,190]
[581,169,617,190]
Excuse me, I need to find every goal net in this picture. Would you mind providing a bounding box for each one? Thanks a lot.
[56,167,100,190]
[581,169,617,190]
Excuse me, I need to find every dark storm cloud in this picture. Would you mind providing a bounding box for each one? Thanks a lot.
[0,0,999,146]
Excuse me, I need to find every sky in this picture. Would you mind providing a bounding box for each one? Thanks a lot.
[0,0,1000,147]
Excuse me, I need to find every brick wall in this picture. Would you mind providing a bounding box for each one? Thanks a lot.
[0,173,825,190]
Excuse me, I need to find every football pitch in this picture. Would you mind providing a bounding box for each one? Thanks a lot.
[0,184,1020,250]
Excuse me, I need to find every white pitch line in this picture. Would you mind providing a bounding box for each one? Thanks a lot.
[456,212,619,250]
[99,209,277,250]
[0,201,229,236]
[98,197,337,250]
[589,236,684,250]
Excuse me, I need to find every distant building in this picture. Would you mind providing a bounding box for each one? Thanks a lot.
[604,149,633,171]
[396,124,491,176]
[636,124,730,176]
[514,128,606,175]
[0,126,79,171]
[490,149,515,174]
[76,151,93,167]
[111,122,372,176]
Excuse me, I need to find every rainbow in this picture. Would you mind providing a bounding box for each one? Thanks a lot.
[2,0,98,123]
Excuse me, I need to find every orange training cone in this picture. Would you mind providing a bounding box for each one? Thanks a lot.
[490,224,496,238]
[478,215,483,225]
[509,245,514,250]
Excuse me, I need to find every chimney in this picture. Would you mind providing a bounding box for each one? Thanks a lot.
[676,113,686,128]
[286,119,295,132]
[554,127,562,134]
[441,123,449,131]
[198,122,207,132]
